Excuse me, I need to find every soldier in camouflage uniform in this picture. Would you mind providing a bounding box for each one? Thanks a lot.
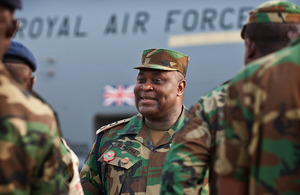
[0,1,69,194]
[216,24,300,195]
[80,49,190,194]
[1,40,83,194]
[160,1,300,195]
[0,1,83,194]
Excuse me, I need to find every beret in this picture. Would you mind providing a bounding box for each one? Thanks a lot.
[3,41,37,72]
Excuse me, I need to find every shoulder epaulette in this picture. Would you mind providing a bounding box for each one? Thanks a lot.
[96,118,131,135]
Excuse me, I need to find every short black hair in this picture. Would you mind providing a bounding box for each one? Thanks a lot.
[243,23,299,56]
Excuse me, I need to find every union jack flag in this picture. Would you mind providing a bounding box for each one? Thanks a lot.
[103,84,135,106]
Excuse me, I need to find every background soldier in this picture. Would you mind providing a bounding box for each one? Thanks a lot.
[3,40,36,89]
[1,40,83,194]
[160,1,300,195]
[80,49,189,194]
[0,1,82,194]
[0,0,69,193]
[217,16,300,195]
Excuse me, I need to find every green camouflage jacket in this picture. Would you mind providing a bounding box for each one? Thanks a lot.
[0,62,79,194]
[61,138,84,195]
[216,37,300,194]
[80,107,188,195]
[29,94,83,195]
[160,83,229,195]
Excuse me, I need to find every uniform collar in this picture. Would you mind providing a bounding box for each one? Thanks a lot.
[131,106,188,149]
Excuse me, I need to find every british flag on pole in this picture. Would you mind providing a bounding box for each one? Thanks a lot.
[103,84,135,106]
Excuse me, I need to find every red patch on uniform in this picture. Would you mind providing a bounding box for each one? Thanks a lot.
[103,150,116,162]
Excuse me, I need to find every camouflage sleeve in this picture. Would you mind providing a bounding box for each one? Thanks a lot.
[215,81,251,182]
[161,100,211,195]
[161,84,228,195]
[61,138,84,195]
[80,136,102,195]
[0,118,69,194]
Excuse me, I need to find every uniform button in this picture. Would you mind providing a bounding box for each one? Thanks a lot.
[121,157,130,164]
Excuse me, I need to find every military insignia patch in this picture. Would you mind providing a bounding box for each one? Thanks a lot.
[103,150,116,162]
[121,157,130,164]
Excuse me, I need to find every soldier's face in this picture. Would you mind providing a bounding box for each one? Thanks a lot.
[134,69,182,119]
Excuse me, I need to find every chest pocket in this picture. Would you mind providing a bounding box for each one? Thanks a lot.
[98,142,140,169]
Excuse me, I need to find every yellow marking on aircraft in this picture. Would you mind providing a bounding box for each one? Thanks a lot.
[168,31,243,48]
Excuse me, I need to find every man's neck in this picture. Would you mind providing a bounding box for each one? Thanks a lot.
[144,106,183,130]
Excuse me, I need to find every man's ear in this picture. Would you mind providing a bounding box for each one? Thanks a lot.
[244,38,258,65]
[28,76,36,90]
[288,30,299,42]
[177,79,186,96]
[6,19,19,38]
[245,38,256,58]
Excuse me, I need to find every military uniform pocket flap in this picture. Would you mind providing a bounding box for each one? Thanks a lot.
[98,144,140,170]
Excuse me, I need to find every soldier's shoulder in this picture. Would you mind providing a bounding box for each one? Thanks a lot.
[96,117,132,135]
[198,81,229,103]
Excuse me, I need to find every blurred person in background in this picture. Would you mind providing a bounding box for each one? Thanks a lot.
[160,1,300,194]
[2,40,83,194]
[0,0,70,193]
[217,15,300,195]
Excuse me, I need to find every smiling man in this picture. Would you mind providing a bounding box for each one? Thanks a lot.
[80,49,189,194]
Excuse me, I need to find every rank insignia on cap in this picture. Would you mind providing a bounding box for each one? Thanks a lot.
[103,150,116,162]
[121,157,130,164]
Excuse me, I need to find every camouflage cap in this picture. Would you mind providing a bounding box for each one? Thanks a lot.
[241,1,300,39]
[134,49,190,77]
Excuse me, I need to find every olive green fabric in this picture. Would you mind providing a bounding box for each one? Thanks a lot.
[161,83,229,195]
[80,108,188,194]
[216,37,300,194]
[0,62,80,194]
[241,1,300,38]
